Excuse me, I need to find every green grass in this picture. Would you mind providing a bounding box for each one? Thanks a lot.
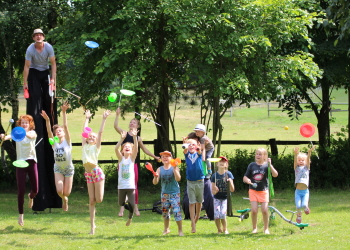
[0,189,349,249]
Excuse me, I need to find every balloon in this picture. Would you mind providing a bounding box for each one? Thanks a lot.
[13,160,29,168]
[120,89,136,96]
[300,123,315,138]
[85,41,99,48]
[108,93,117,102]
[11,127,26,142]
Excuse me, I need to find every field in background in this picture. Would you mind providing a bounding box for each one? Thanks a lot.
[1,88,348,161]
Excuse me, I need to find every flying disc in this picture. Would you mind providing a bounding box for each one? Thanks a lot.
[108,93,117,102]
[13,160,29,168]
[208,158,222,162]
[120,89,135,96]
[85,41,99,48]
[300,123,315,138]
[11,127,26,142]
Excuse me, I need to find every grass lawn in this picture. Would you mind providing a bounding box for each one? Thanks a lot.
[0,189,349,249]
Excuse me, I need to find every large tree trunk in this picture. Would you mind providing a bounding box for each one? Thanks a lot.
[317,82,331,150]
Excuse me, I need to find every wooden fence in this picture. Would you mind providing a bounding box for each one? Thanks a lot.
[71,139,318,164]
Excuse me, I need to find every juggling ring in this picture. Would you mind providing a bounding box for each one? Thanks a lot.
[300,123,315,138]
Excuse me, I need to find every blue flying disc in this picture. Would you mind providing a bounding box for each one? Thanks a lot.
[11,127,26,142]
[85,41,99,48]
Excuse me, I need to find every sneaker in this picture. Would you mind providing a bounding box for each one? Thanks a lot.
[296,215,302,224]
[304,207,310,215]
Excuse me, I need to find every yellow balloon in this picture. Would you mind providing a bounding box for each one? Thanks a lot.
[284,126,289,130]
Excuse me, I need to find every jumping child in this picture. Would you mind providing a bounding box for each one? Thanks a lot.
[211,156,234,234]
[115,129,138,226]
[41,101,74,211]
[1,115,38,226]
[243,148,278,234]
[152,151,184,236]
[183,139,204,233]
[293,146,315,223]
[82,109,111,235]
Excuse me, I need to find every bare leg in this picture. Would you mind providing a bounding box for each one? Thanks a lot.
[18,214,24,226]
[176,220,184,236]
[118,206,124,217]
[195,202,202,223]
[261,202,270,234]
[28,193,33,208]
[221,219,228,234]
[163,218,170,235]
[250,201,258,233]
[189,203,196,233]
[134,204,140,216]
[54,173,66,211]
[215,219,222,233]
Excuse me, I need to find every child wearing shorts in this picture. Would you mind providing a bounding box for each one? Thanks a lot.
[243,148,278,234]
[41,101,74,212]
[184,139,205,233]
[152,151,183,236]
[82,109,111,235]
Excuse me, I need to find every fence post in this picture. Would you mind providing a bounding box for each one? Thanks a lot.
[269,138,278,156]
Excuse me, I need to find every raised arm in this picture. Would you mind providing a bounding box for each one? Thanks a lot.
[293,147,299,170]
[82,110,92,146]
[130,129,139,161]
[96,110,111,149]
[61,102,71,145]
[115,130,127,161]
[40,110,54,139]
[114,107,124,134]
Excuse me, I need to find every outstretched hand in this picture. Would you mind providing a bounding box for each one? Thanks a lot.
[116,107,121,116]
[40,110,49,121]
[103,110,111,119]
[85,110,92,119]
[61,101,70,112]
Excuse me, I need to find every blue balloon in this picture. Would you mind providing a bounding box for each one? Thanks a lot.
[11,127,26,142]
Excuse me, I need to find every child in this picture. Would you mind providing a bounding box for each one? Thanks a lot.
[293,146,315,223]
[210,156,234,234]
[115,107,160,216]
[115,129,138,226]
[193,124,214,175]
[1,115,38,226]
[82,109,111,235]
[243,148,278,234]
[41,101,74,211]
[183,139,204,233]
[152,151,184,236]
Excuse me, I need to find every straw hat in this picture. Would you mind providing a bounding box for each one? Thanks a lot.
[32,29,45,37]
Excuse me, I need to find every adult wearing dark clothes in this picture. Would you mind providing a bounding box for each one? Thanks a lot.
[23,28,61,211]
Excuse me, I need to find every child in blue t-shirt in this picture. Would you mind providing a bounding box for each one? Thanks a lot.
[184,139,204,233]
[153,151,183,236]
[211,156,234,234]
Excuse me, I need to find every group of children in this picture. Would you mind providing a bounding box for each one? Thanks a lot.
[0,107,315,236]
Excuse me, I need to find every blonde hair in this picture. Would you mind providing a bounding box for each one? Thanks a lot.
[256,148,268,162]
[297,152,307,160]
[86,132,98,144]
[121,142,134,155]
